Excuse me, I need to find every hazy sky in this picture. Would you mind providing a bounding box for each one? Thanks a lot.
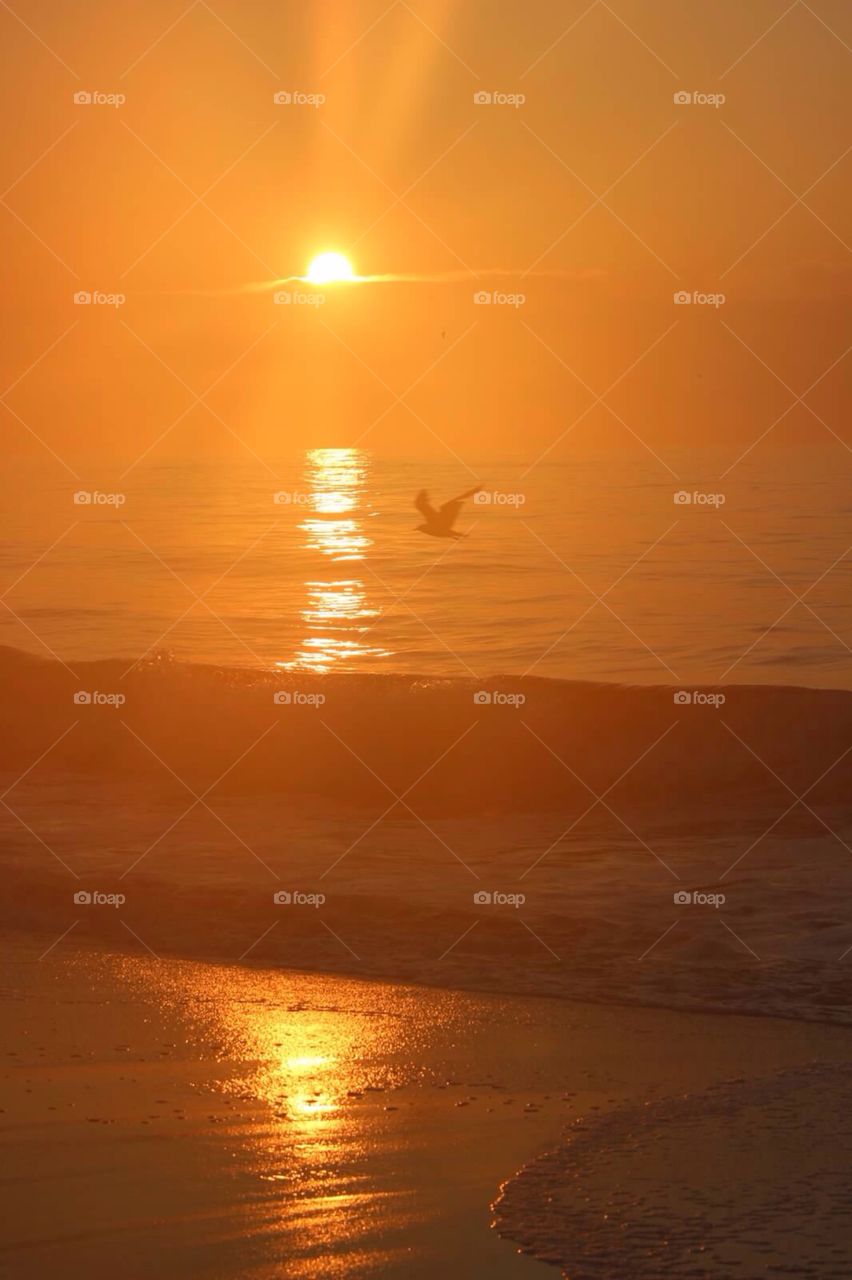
[2,0,852,473]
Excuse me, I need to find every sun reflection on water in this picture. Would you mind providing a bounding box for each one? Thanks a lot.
[280,447,392,672]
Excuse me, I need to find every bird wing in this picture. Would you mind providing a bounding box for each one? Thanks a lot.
[415,490,437,520]
[439,487,480,525]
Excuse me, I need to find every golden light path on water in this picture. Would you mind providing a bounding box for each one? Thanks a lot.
[279,447,392,673]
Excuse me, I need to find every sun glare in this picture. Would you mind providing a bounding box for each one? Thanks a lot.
[306,252,356,284]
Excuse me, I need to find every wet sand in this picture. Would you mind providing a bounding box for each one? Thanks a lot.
[2,933,852,1278]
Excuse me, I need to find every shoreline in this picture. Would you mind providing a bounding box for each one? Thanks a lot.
[9,925,852,1032]
[496,1060,852,1276]
[5,935,852,1278]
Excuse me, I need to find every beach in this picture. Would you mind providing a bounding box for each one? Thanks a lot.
[4,0,851,1269]
[3,934,852,1278]
[3,649,852,1273]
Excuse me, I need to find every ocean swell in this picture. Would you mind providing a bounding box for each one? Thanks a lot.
[2,646,852,1026]
[3,645,852,814]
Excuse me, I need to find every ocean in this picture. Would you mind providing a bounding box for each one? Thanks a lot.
[3,446,852,1031]
[3,447,852,688]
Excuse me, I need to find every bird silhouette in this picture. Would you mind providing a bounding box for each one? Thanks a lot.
[415,487,480,539]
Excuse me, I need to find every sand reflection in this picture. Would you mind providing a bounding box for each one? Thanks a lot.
[205,971,416,1276]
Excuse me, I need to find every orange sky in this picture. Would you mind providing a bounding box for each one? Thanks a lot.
[2,0,852,473]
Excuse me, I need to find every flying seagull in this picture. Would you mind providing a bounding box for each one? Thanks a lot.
[415,487,480,539]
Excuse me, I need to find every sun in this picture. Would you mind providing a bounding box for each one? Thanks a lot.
[305,252,356,284]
